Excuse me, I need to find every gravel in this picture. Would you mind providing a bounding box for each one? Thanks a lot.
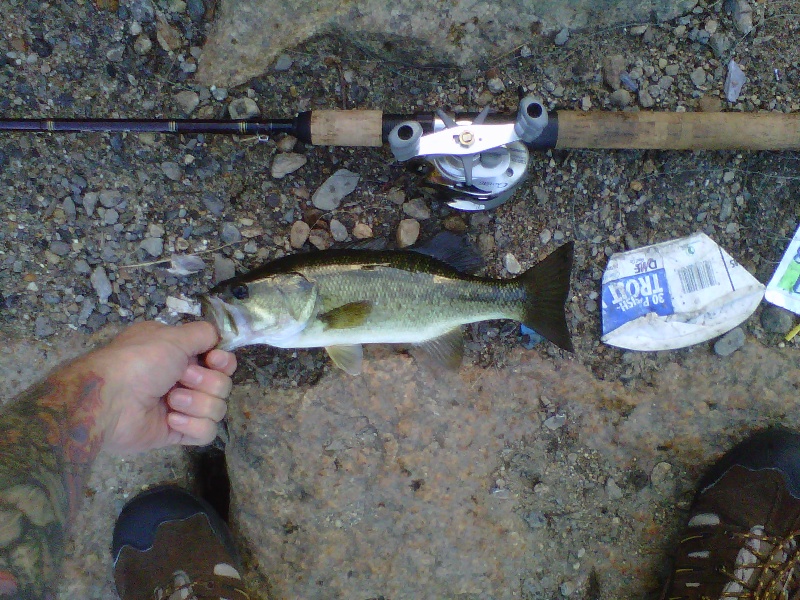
[311,169,360,210]
[270,153,307,179]
[1,2,798,598]
[760,305,795,334]
[714,326,746,356]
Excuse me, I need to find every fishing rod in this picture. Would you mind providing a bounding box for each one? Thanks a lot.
[2,96,799,211]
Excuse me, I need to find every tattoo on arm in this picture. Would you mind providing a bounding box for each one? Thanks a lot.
[0,369,106,599]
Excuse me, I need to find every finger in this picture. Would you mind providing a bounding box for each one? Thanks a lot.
[167,413,220,446]
[168,389,228,422]
[204,349,237,377]
[179,364,233,399]
[166,321,220,358]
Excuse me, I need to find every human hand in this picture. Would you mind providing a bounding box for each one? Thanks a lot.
[80,321,237,454]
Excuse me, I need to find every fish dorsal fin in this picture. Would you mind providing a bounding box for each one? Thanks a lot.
[318,301,372,329]
[326,345,363,375]
[410,232,485,274]
[416,327,464,371]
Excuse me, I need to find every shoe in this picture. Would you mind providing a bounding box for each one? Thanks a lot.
[661,428,800,599]
[112,485,250,600]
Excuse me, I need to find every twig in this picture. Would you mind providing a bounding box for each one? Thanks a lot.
[120,239,247,270]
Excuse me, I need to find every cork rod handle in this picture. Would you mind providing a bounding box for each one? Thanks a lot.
[555,111,800,151]
[309,110,384,147]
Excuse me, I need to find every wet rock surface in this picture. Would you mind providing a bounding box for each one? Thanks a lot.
[197,0,703,87]
[0,0,798,598]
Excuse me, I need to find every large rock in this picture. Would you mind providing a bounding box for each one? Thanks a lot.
[196,0,699,87]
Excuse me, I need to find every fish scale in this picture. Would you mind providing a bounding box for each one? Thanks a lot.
[289,261,523,346]
[201,242,574,374]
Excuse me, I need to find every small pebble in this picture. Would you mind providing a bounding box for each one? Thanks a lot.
[477,233,495,255]
[397,219,420,248]
[709,33,730,59]
[386,188,406,205]
[175,90,200,114]
[62,197,77,220]
[211,86,228,101]
[724,60,746,103]
[638,88,655,108]
[90,266,113,303]
[271,153,307,179]
[714,327,745,356]
[166,296,201,315]
[560,581,576,597]
[543,414,567,430]
[134,35,152,55]
[139,237,164,257]
[308,229,332,250]
[156,17,183,51]
[697,96,721,112]
[352,223,373,239]
[221,223,242,244]
[312,169,360,211]
[329,219,348,242]
[103,208,120,225]
[539,229,552,244]
[606,477,624,500]
[503,253,522,275]
[760,305,795,334]
[213,255,236,284]
[276,135,298,152]
[49,240,71,257]
[732,0,754,35]
[690,67,706,87]
[609,89,631,108]
[274,54,293,71]
[619,73,638,92]
[228,97,260,120]
[486,77,505,94]
[554,28,570,46]
[402,199,431,220]
[290,221,311,248]
[99,189,122,208]
[34,316,55,338]
[443,215,467,233]
[602,54,625,90]
[83,192,99,216]
[161,162,182,181]
[106,46,125,62]
[650,461,675,494]
[73,259,92,275]
[202,194,225,216]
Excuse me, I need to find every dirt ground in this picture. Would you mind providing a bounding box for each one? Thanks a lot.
[1,0,799,598]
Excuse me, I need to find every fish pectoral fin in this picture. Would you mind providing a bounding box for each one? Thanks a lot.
[326,345,364,376]
[416,327,464,371]
[318,301,372,330]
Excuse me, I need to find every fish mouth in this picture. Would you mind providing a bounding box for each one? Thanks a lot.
[200,295,241,351]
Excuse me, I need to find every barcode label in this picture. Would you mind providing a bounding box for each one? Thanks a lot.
[677,261,718,293]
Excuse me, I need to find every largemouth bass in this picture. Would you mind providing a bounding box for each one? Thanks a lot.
[201,240,574,375]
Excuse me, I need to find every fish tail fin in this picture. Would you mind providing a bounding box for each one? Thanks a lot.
[516,242,574,352]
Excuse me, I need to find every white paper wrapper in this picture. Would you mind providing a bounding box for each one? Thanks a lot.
[765,225,800,315]
[601,233,765,351]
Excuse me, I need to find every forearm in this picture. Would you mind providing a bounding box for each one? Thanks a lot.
[0,359,109,599]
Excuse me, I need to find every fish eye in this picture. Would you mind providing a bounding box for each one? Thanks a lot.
[231,284,249,300]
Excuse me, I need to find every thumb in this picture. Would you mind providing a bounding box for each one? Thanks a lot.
[167,321,220,358]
